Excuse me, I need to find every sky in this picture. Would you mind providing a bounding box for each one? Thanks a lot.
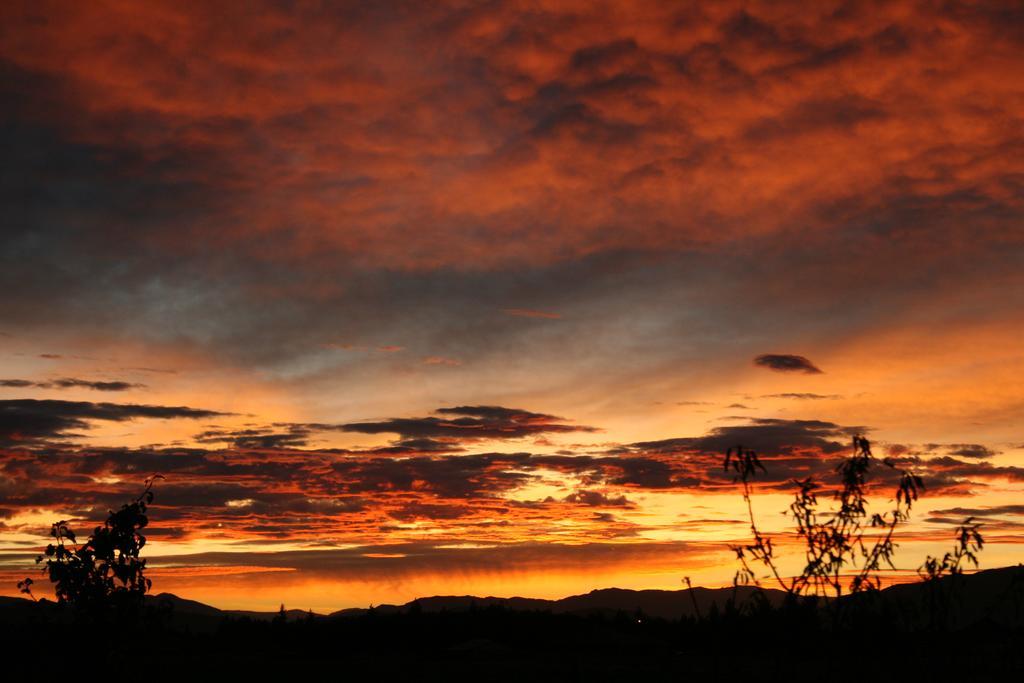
[1,0,1022,612]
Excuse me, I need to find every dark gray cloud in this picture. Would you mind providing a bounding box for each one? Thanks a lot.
[330,452,537,498]
[194,427,312,450]
[875,455,1024,495]
[761,393,841,400]
[385,438,463,453]
[753,354,823,374]
[562,490,634,507]
[915,456,1024,483]
[192,421,469,453]
[632,418,859,457]
[337,437,466,456]
[0,398,228,445]
[928,504,1024,518]
[946,444,999,459]
[0,378,144,391]
[924,502,1024,529]
[387,502,473,522]
[601,457,681,489]
[49,378,144,391]
[339,405,596,440]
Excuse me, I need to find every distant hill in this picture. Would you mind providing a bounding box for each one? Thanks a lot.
[3,569,1023,679]
[326,566,1024,626]
[2,566,1021,631]
[330,584,786,620]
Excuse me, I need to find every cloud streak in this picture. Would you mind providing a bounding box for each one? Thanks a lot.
[753,354,823,374]
[1,378,144,391]
[0,399,229,445]
[339,405,597,441]
[761,393,841,400]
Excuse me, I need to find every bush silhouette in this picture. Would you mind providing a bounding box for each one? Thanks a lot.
[19,476,161,619]
[726,436,983,617]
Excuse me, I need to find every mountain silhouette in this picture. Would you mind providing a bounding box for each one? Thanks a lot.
[5,565,1019,630]
[3,567,1022,680]
[328,584,784,620]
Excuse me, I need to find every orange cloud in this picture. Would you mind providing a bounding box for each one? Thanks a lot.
[1,1,1019,270]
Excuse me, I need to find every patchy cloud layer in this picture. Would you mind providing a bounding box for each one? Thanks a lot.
[0,0,1018,462]
[3,1,1021,271]
[1,402,1022,606]
[2,411,1019,548]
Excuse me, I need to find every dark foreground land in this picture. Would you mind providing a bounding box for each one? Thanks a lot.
[3,567,1023,681]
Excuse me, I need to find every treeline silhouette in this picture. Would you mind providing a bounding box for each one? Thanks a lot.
[5,441,1023,680]
[5,572,1023,680]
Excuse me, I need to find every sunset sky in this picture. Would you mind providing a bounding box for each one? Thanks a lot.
[1,0,1022,612]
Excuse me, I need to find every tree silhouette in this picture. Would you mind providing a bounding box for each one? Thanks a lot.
[19,475,162,619]
[918,517,985,629]
[725,434,995,632]
[919,517,984,581]
[727,436,929,602]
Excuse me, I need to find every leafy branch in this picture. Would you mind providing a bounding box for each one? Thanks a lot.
[919,518,984,581]
[19,475,163,616]
[727,436,926,602]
